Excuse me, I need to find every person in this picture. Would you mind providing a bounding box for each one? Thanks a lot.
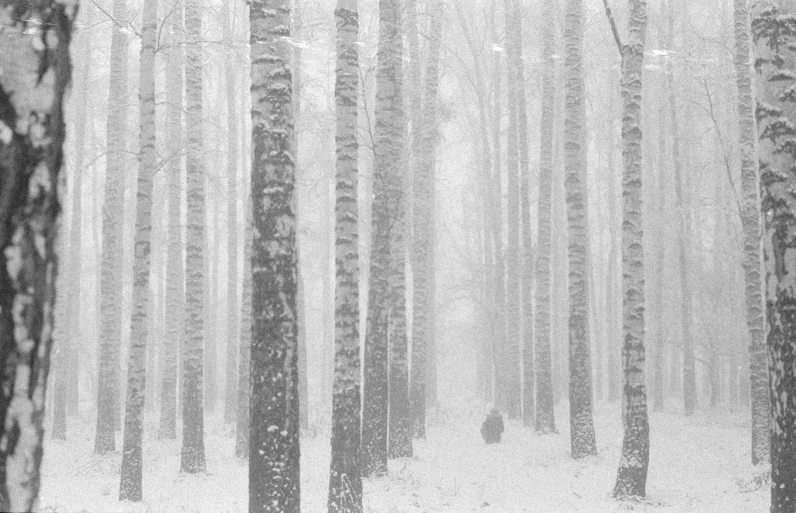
[480,407,504,444]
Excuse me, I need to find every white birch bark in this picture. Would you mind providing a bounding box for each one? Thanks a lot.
[159,0,184,440]
[732,0,768,466]
[95,0,129,455]
[182,0,207,474]
[606,0,650,498]
[535,0,558,434]
[328,4,362,510]
[119,0,158,500]
[564,0,597,459]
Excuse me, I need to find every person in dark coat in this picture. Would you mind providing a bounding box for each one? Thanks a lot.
[481,407,504,444]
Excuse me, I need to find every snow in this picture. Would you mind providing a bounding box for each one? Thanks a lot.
[39,401,767,512]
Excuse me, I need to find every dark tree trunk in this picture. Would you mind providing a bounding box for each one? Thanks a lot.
[247,0,301,510]
[0,4,74,510]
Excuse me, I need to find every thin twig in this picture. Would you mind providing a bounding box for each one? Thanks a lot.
[602,0,623,58]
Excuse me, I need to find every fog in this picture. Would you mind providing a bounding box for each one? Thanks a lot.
[0,0,789,511]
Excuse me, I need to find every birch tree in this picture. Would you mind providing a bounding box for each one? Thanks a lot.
[411,0,442,440]
[182,0,207,474]
[502,0,521,420]
[248,0,301,509]
[223,0,240,425]
[235,187,252,459]
[663,0,696,416]
[159,0,184,441]
[0,1,75,509]
[535,0,558,435]
[733,0,768,466]
[119,0,158,500]
[565,0,597,459]
[752,4,796,509]
[96,0,129,455]
[362,0,402,477]
[509,0,533,428]
[328,4,362,511]
[603,0,650,498]
[385,0,411,459]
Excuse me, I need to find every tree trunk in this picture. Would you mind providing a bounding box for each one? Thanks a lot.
[328,4,362,510]
[362,0,403,478]
[535,0,558,434]
[0,3,74,509]
[65,18,90,419]
[248,0,301,510]
[653,100,666,412]
[752,4,796,509]
[663,2,696,416]
[119,0,157,499]
[235,83,253,459]
[606,69,620,404]
[410,0,441,443]
[733,0,768,466]
[181,0,207,474]
[611,0,650,498]
[564,0,597,459]
[506,0,534,429]
[502,0,521,421]
[235,188,253,459]
[159,0,184,440]
[95,0,129,455]
[224,0,239,427]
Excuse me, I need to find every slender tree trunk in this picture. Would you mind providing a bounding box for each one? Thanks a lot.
[0,3,74,509]
[733,0,768,466]
[96,0,128,455]
[119,0,157,499]
[159,0,184,440]
[222,0,240,425]
[182,0,207,474]
[502,0,521,421]
[606,73,620,403]
[505,0,535,429]
[653,102,666,412]
[235,189,253,459]
[328,4,362,510]
[565,0,597,458]
[362,0,403,477]
[535,0,558,434]
[386,0,411,457]
[609,0,650,498]
[235,76,253,459]
[65,23,90,419]
[410,0,441,443]
[663,3,696,416]
[204,182,216,414]
[248,0,301,509]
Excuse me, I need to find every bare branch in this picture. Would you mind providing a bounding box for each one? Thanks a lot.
[602,0,623,58]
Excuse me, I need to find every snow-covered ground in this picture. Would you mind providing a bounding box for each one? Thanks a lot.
[39,400,768,512]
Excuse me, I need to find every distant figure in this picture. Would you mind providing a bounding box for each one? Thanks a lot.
[481,407,504,444]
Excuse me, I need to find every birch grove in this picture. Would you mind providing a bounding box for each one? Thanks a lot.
[3,0,793,511]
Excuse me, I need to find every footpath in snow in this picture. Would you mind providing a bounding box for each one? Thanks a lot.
[39,401,768,512]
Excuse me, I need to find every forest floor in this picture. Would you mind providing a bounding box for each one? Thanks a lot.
[39,400,768,512]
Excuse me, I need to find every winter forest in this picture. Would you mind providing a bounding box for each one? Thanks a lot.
[4,0,796,511]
